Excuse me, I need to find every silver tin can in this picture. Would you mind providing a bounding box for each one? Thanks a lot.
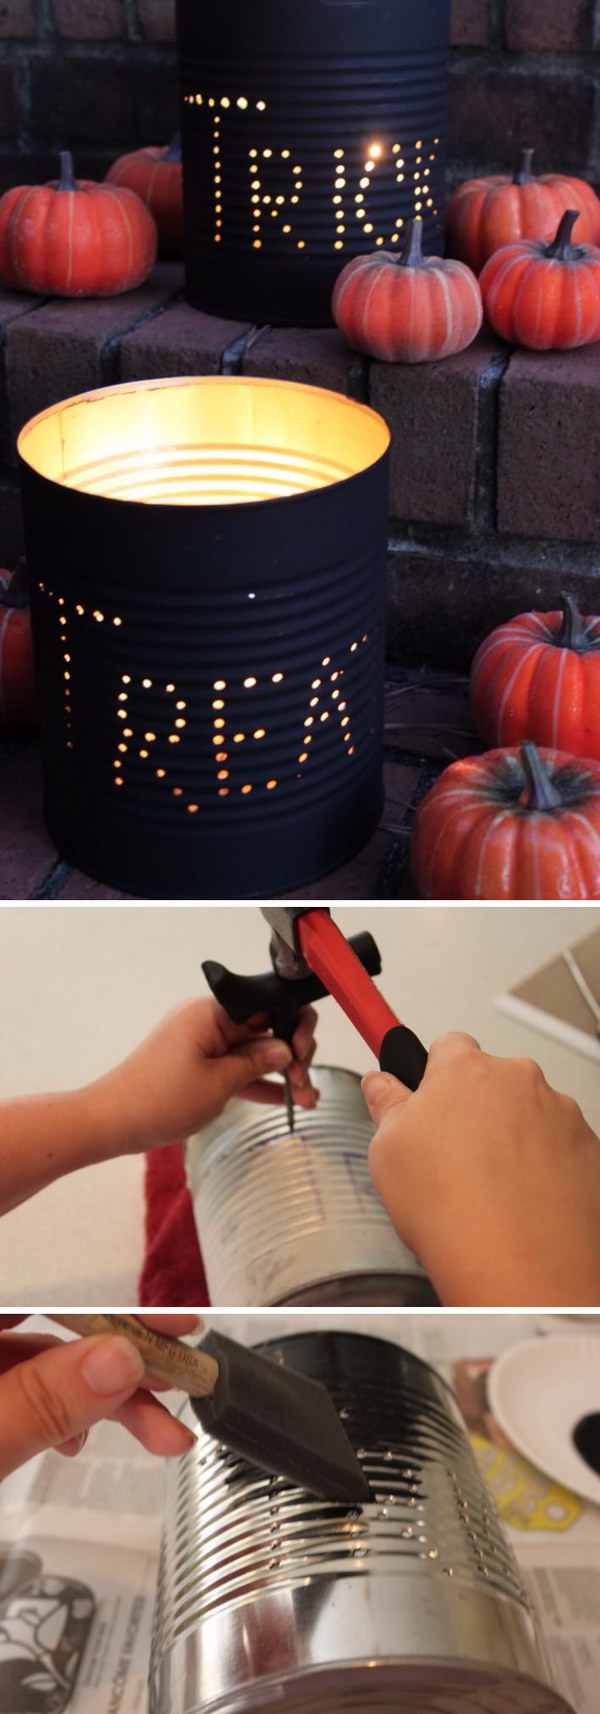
[149,1331,572,1714]
[185,1067,434,1306]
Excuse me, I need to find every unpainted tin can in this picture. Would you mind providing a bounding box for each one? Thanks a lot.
[185,1067,435,1306]
[149,1331,573,1714]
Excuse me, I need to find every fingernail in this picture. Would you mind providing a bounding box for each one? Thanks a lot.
[81,1337,146,1396]
[59,1431,88,1458]
[262,1041,293,1071]
[361,1071,394,1110]
[166,1424,197,1457]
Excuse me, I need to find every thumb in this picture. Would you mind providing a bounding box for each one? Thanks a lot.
[0,1335,146,1478]
[362,1069,413,1124]
[363,1031,481,1123]
[425,1031,481,1066]
[211,1035,293,1105]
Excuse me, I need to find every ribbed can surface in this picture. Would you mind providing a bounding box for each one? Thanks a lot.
[149,1332,572,1714]
[176,0,451,324]
[18,377,389,899]
[185,1067,434,1306]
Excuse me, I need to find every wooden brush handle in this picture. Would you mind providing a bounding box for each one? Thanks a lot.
[51,1314,219,1398]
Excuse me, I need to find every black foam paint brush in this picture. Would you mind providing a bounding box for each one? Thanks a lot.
[52,1314,370,1503]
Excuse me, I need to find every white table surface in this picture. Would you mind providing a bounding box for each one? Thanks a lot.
[0,901,598,1306]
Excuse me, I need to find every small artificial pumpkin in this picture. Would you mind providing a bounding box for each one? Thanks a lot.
[446,147,600,275]
[332,217,482,363]
[0,560,36,725]
[471,593,600,760]
[411,741,600,899]
[480,209,600,350]
[106,133,183,257]
[0,151,157,297]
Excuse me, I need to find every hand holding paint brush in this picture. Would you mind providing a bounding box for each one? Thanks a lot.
[0,1313,200,1478]
[0,1314,368,1501]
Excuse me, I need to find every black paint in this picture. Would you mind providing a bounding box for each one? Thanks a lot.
[573,1413,600,1476]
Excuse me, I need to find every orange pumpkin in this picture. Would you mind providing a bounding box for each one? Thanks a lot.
[0,151,157,297]
[446,147,600,275]
[106,133,183,257]
[332,217,482,363]
[471,594,600,760]
[411,741,600,899]
[480,209,600,349]
[0,561,36,724]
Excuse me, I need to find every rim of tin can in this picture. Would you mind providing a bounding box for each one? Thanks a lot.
[156,1656,574,1714]
[253,1327,458,1402]
[17,374,391,506]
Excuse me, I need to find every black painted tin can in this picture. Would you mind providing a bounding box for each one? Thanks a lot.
[18,375,390,899]
[176,0,451,326]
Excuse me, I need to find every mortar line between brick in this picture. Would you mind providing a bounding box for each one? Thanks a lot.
[451,46,600,75]
[35,0,53,41]
[0,40,177,63]
[29,857,71,900]
[123,0,143,42]
[473,343,512,536]
[0,297,50,471]
[489,0,504,51]
[220,326,257,375]
[385,522,600,571]
[347,354,369,403]
[101,287,184,385]
[13,52,33,153]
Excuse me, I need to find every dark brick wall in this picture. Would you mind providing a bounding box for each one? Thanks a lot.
[0,0,178,191]
[449,1,600,182]
[1,0,600,189]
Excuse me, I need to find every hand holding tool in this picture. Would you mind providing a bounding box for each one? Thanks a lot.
[50,1314,370,1502]
[203,923,382,1131]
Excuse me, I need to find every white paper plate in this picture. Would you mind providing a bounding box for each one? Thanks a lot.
[488,1334,600,1507]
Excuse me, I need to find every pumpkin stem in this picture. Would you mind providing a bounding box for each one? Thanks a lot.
[513,147,535,185]
[544,209,581,260]
[57,150,77,192]
[397,217,424,269]
[519,741,562,813]
[164,130,182,162]
[555,591,586,649]
[0,557,29,611]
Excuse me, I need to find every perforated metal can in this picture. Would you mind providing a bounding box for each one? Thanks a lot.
[149,1331,573,1714]
[185,1066,434,1306]
[177,0,451,325]
[19,377,389,899]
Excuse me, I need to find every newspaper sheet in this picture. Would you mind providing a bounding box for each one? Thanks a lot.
[0,1419,165,1714]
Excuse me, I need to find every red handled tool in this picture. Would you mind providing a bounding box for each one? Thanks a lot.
[202,908,428,1131]
[265,908,428,1095]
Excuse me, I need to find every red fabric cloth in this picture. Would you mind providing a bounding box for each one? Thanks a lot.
[139,1144,210,1307]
